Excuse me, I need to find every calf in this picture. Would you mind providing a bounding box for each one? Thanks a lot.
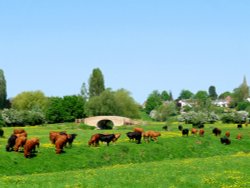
[143,130,161,142]
[126,132,142,144]
[237,124,243,129]
[182,128,189,136]
[236,133,242,140]
[0,128,4,137]
[6,134,17,152]
[220,136,231,145]
[191,128,198,135]
[162,125,168,131]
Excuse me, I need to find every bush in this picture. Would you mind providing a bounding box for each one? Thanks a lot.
[221,111,249,124]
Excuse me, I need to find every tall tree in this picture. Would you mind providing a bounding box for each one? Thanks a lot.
[233,76,250,104]
[144,90,162,114]
[80,82,88,100]
[88,68,105,98]
[0,69,7,109]
[208,85,218,100]
[161,90,170,101]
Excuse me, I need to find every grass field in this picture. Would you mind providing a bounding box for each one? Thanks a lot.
[0,122,250,188]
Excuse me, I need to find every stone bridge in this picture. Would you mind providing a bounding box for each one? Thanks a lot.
[76,116,139,129]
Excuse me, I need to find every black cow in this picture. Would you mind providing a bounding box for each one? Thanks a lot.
[67,133,77,147]
[178,125,183,131]
[220,136,231,145]
[99,134,115,146]
[182,128,189,136]
[237,124,243,129]
[0,128,4,137]
[6,134,17,152]
[126,132,142,144]
[212,128,221,136]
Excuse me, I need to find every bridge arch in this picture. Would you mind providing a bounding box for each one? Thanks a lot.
[81,116,139,129]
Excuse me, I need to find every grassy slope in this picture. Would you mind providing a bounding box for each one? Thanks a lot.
[0,122,250,187]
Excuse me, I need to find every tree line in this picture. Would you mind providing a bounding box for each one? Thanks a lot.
[0,68,249,127]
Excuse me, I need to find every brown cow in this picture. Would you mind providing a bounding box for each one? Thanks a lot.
[191,128,198,135]
[15,132,28,138]
[24,138,40,158]
[55,134,68,154]
[236,133,242,140]
[14,136,27,152]
[143,130,161,142]
[88,133,101,147]
[199,129,205,136]
[225,131,230,138]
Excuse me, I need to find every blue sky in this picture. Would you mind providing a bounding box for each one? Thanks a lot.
[0,0,249,103]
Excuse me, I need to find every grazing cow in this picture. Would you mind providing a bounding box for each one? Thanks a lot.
[6,134,17,152]
[220,136,231,145]
[126,132,142,144]
[199,129,205,136]
[49,131,67,144]
[55,134,68,154]
[162,125,168,131]
[133,127,144,133]
[67,133,77,147]
[191,128,198,135]
[15,132,28,138]
[112,133,121,143]
[225,131,230,138]
[237,124,243,129]
[14,136,27,152]
[212,128,221,136]
[236,133,242,140]
[143,130,161,142]
[178,125,183,131]
[0,128,4,137]
[99,134,116,146]
[182,128,189,136]
[88,133,101,147]
[24,138,40,158]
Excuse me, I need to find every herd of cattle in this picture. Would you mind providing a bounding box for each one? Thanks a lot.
[4,124,246,158]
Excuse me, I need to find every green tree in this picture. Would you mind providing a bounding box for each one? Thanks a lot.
[219,91,232,99]
[11,91,48,111]
[233,76,249,105]
[208,86,218,100]
[45,97,65,123]
[154,101,177,121]
[0,69,7,109]
[114,89,140,118]
[88,68,105,98]
[161,90,170,101]
[194,90,210,110]
[178,89,194,100]
[80,82,88,100]
[144,90,162,114]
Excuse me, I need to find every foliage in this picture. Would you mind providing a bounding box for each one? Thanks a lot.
[153,102,178,121]
[208,85,218,100]
[0,112,5,127]
[178,111,219,125]
[11,90,48,112]
[144,90,163,114]
[85,89,140,118]
[46,95,85,124]
[0,69,7,109]
[88,68,105,98]
[1,108,45,126]
[218,91,232,99]
[232,76,250,106]
[178,89,194,99]
[220,111,249,124]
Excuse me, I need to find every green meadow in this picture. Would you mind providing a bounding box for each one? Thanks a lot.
[0,122,250,188]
